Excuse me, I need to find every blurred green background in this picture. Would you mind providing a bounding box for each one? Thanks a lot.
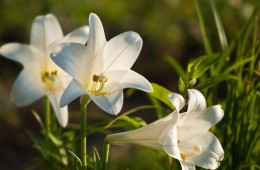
[0,0,259,169]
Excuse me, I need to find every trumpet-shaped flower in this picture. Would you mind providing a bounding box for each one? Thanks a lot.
[51,13,152,115]
[106,89,224,169]
[0,14,89,127]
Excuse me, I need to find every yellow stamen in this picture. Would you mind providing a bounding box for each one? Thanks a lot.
[181,153,187,161]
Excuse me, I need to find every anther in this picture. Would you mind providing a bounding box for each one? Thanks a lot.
[92,75,99,82]
[194,145,202,154]
[180,153,187,161]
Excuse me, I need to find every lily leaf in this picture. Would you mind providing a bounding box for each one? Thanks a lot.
[190,53,228,78]
[195,74,237,90]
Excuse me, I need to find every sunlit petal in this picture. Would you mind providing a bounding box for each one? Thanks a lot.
[30,14,63,52]
[47,92,68,127]
[103,32,142,71]
[10,69,45,106]
[0,43,36,66]
[119,70,152,92]
[60,79,87,107]
[62,26,89,44]
[87,13,106,56]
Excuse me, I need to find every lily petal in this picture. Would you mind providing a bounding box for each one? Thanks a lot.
[30,14,63,54]
[51,42,87,82]
[62,26,89,44]
[168,92,185,112]
[187,89,207,113]
[180,161,196,170]
[47,92,68,127]
[10,69,45,106]
[107,111,178,150]
[89,82,123,115]
[60,79,87,107]
[119,70,152,92]
[30,14,63,52]
[182,131,224,169]
[87,13,106,56]
[0,43,36,66]
[103,32,142,71]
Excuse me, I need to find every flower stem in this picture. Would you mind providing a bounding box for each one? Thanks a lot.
[102,140,110,170]
[44,96,51,140]
[80,95,90,170]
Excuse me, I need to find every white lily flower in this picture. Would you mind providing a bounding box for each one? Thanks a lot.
[106,89,224,169]
[0,14,89,127]
[51,13,152,115]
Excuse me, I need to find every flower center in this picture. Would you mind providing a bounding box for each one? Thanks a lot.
[88,73,109,96]
[42,70,58,91]
[178,140,202,161]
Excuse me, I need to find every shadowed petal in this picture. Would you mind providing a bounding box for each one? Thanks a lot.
[0,43,36,66]
[168,92,185,112]
[51,42,87,82]
[181,132,224,169]
[89,83,123,115]
[60,79,87,107]
[47,92,68,127]
[10,69,45,106]
[62,26,89,44]
[103,32,142,71]
[30,14,63,52]
[187,89,207,113]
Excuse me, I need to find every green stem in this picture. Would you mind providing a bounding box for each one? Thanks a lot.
[80,94,90,170]
[102,140,110,170]
[81,104,87,170]
[44,96,51,139]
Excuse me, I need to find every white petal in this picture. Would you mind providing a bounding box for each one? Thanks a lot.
[120,70,152,92]
[181,132,224,169]
[168,92,185,112]
[10,69,45,106]
[103,32,142,71]
[30,14,63,52]
[107,111,178,151]
[204,105,224,126]
[180,161,196,170]
[87,13,106,55]
[62,26,89,44]
[47,92,68,127]
[51,42,87,82]
[162,125,182,160]
[89,83,123,115]
[187,89,207,113]
[0,43,35,66]
[60,79,87,107]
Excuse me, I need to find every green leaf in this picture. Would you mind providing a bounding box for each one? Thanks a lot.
[191,53,228,78]
[68,150,82,167]
[93,147,102,170]
[31,110,44,130]
[165,55,189,84]
[209,0,228,54]
[194,0,213,56]
[148,83,175,110]
[195,74,237,90]
[224,57,254,74]
[26,130,47,158]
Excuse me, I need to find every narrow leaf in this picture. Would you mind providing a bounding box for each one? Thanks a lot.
[93,147,102,170]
